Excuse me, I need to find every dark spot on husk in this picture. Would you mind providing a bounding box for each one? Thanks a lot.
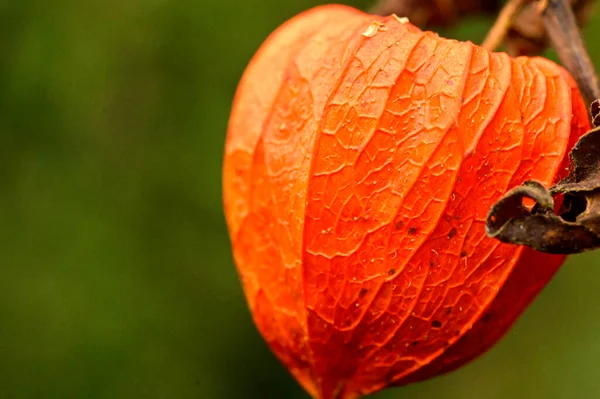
[448,227,457,239]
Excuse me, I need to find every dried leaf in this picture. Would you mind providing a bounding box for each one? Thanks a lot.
[593,97,600,126]
[486,99,600,254]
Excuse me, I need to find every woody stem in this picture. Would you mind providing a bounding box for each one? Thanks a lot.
[481,0,528,51]
[540,0,600,108]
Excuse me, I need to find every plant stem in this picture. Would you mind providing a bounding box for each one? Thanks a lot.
[481,0,529,51]
[540,0,600,107]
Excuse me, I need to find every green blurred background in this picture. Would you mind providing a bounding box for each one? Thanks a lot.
[1,1,600,398]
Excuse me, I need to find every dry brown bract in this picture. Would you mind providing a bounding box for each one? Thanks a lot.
[487,100,600,254]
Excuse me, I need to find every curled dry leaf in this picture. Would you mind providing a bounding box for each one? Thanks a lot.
[487,99,600,254]
[223,5,590,399]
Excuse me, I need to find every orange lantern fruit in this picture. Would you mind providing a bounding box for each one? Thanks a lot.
[222,5,591,399]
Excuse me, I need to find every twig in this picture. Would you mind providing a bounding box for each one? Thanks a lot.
[540,0,600,107]
[481,0,529,51]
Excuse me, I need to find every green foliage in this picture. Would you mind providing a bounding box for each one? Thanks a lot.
[0,1,599,398]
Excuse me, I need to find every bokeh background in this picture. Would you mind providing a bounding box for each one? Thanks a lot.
[1,1,600,398]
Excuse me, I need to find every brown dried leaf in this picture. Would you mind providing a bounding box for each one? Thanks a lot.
[593,98,600,126]
[486,99,600,254]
